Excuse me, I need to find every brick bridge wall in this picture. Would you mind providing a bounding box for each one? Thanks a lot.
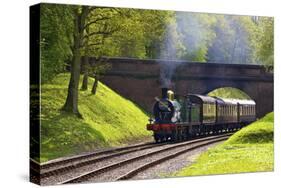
[91,57,273,118]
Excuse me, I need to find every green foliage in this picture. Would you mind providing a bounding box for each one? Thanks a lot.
[40,4,74,83]
[208,87,251,99]
[40,73,151,162]
[226,112,273,144]
[176,12,217,61]
[207,15,257,64]
[256,17,274,69]
[99,9,173,59]
[40,4,274,77]
[173,112,274,176]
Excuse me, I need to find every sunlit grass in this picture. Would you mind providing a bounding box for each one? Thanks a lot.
[39,73,151,162]
[174,112,274,176]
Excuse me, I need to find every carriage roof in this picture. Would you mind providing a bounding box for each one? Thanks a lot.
[187,94,255,106]
[215,97,256,105]
[187,94,217,104]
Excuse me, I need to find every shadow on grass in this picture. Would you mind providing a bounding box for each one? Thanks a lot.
[40,111,109,162]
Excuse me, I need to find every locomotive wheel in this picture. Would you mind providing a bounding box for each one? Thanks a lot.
[161,136,165,142]
[171,130,177,142]
[154,134,160,143]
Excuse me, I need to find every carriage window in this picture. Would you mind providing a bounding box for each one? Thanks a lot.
[226,106,229,116]
[226,106,228,116]
[250,106,252,115]
[251,106,252,115]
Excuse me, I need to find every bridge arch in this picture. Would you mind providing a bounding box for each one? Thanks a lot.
[199,81,257,101]
[206,87,251,100]
[96,57,273,118]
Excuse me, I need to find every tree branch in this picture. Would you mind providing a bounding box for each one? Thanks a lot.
[83,17,111,30]
[87,42,103,48]
[84,28,118,39]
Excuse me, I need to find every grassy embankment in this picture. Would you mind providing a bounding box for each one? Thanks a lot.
[174,112,274,176]
[40,73,151,162]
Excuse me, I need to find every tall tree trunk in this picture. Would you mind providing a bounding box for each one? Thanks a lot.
[62,23,81,116]
[62,7,89,117]
[91,75,99,95]
[81,56,89,91]
[81,26,90,91]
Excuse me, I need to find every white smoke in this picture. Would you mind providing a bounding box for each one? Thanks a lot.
[158,13,257,87]
[159,23,180,88]
[158,12,211,87]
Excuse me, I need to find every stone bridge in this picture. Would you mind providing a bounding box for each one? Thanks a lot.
[93,57,273,118]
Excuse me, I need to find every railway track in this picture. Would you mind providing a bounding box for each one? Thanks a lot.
[40,141,158,169]
[54,133,232,185]
[31,141,163,178]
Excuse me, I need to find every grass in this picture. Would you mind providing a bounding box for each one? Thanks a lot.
[39,73,151,162]
[174,112,274,176]
[208,87,250,99]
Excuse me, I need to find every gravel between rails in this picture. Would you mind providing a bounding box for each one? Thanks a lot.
[41,134,230,185]
[80,138,226,183]
[40,142,164,175]
[131,142,221,180]
[41,141,156,171]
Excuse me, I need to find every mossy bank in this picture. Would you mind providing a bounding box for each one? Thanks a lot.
[39,73,151,162]
[174,112,274,176]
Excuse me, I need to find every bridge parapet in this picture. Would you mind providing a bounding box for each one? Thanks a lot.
[93,57,272,81]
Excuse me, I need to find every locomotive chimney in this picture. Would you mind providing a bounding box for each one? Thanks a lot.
[161,88,169,99]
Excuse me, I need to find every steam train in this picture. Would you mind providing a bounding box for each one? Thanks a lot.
[147,88,256,142]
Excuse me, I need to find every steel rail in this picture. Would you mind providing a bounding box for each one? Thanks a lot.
[40,142,165,178]
[116,136,228,180]
[59,134,231,184]
[40,141,156,170]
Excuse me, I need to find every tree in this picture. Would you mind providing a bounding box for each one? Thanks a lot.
[62,6,90,116]
[256,17,274,70]
[90,58,111,95]
[98,9,173,59]
[176,12,216,61]
[207,15,260,64]
[80,8,122,91]
[40,4,73,83]
[62,6,122,116]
